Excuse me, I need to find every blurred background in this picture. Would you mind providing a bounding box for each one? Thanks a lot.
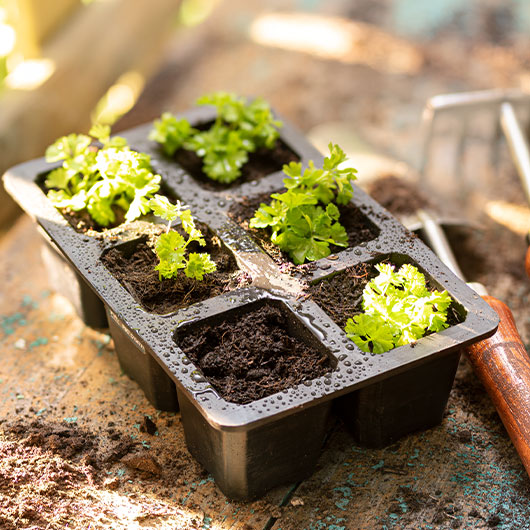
[2,0,530,229]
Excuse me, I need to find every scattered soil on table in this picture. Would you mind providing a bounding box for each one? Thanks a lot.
[0,418,208,530]
[179,304,332,404]
[366,174,433,216]
[0,420,136,530]
[307,260,463,331]
[101,222,251,314]
[173,138,299,190]
[228,191,380,272]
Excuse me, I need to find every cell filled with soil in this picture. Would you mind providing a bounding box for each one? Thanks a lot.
[172,136,299,190]
[307,255,465,332]
[177,299,334,404]
[307,254,467,448]
[174,298,335,500]
[36,171,176,235]
[101,223,251,314]
[228,191,380,270]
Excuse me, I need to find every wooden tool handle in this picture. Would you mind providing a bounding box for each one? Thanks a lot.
[525,246,530,279]
[466,296,530,477]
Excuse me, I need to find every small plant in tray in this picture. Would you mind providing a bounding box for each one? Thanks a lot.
[148,194,217,281]
[149,91,286,184]
[344,262,453,353]
[249,143,357,264]
[44,124,161,228]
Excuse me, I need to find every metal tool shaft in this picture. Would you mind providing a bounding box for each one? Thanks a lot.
[415,209,488,296]
[500,102,530,206]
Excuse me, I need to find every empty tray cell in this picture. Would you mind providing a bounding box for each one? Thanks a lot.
[177,298,335,403]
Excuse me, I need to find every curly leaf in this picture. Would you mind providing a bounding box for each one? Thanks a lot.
[184,253,217,280]
[149,113,196,156]
[347,263,454,353]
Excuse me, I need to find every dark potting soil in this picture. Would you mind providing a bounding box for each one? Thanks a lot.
[366,174,432,216]
[228,192,380,270]
[101,223,251,314]
[308,261,463,333]
[60,207,127,233]
[173,139,299,190]
[179,305,332,404]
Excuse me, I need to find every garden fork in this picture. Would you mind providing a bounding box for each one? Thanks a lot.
[419,88,530,177]
[417,88,530,478]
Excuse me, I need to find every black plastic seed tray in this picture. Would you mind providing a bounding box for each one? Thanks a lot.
[3,107,499,500]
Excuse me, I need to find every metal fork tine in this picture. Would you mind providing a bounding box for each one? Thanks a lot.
[419,104,436,176]
[455,118,469,181]
[490,112,503,170]
[500,102,530,205]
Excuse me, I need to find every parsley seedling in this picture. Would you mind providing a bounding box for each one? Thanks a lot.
[345,263,453,353]
[149,92,283,184]
[45,124,161,227]
[148,195,216,281]
[249,143,356,264]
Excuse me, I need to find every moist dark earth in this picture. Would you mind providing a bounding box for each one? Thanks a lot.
[179,304,332,404]
[101,223,251,314]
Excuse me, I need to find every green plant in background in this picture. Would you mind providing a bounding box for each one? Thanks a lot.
[148,194,216,281]
[249,143,356,264]
[345,263,453,354]
[45,124,161,227]
[149,91,283,183]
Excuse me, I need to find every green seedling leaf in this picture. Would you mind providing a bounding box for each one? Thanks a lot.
[149,113,196,156]
[345,263,453,353]
[249,143,354,263]
[151,92,282,183]
[148,194,181,222]
[150,195,216,282]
